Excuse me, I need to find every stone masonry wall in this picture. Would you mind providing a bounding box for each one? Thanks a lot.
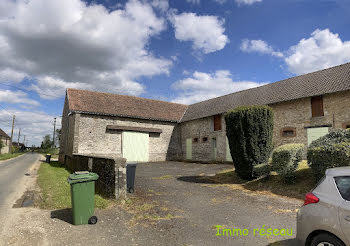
[180,90,350,162]
[271,90,350,148]
[76,114,180,162]
[65,154,126,199]
[180,116,230,162]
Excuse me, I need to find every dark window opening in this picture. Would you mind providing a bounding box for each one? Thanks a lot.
[202,137,208,142]
[335,176,350,201]
[193,138,199,143]
[280,127,296,137]
[214,114,222,131]
[311,96,324,117]
[347,125,350,129]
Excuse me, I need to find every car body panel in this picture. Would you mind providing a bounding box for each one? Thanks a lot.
[296,169,350,246]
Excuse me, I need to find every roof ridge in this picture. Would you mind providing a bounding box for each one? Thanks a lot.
[67,88,188,106]
[188,62,350,106]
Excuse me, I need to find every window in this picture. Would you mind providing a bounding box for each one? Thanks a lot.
[214,114,222,131]
[335,176,350,201]
[280,127,296,137]
[202,137,208,142]
[311,96,324,117]
[193,138,199,143]
[342,122,350,129]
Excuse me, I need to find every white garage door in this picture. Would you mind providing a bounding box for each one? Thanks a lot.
[307,127,329,146]
[122,131,149,162]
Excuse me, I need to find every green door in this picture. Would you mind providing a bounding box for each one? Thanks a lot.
[307,127,329,146]
[226,137,233,162]
[186,138,192,160]
[122,131,149,162]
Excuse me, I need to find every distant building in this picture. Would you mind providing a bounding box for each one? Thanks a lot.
[59,62,350,164]
[0,129,10,154]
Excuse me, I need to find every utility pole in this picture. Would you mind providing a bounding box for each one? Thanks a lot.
[23,135,25,146]
[17,128,21,146]
[10,115,15,153]
[53,117,56,148]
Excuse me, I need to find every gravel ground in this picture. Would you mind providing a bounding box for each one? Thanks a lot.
[1,161,302,246]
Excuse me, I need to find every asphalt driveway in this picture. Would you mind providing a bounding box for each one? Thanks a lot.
[133,161,302,246]
[2,161,302,246]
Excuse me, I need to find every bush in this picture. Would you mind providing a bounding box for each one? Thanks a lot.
[308,129,350,181]
[225,105,274,180]
[252,163,270,178]
[272,144,304,183]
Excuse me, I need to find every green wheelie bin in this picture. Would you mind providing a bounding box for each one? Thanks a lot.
[67,171,99,225]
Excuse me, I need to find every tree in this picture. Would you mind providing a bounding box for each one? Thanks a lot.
[41,134,54,149]
[225,105,274,180]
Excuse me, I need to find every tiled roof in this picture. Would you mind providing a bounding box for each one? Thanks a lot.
[67,89,188,122]
[181,62,350,122]
[0,128,10,139]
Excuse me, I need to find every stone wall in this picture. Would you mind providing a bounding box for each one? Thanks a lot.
[180,115,230,162]
[65,154,126,199]
[271,90,350,148]
[76,114,180,162]
[0,137,10,154]
[180,90,350,162]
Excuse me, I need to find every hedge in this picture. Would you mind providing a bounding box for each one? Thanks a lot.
[252,163,270,178]
[271,144,304,183]
[308,129,350,181]
[225,105,274,180]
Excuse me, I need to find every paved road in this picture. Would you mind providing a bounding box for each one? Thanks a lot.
[0,153,40,234]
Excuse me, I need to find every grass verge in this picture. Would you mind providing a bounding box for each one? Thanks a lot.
[209,160,314,200]
[37,161,112,209]
[0,152,23,161]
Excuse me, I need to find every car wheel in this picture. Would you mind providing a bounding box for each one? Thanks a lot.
[310,233,345,246]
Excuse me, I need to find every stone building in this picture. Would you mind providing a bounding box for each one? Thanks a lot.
[0,128,10,154]
[59,62,350,164]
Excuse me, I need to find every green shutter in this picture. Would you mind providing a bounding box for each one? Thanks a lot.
[122,131,149,162]
[307,127,329,146]
[186,138,192,160]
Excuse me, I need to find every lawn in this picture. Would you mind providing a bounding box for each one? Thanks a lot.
[37,161,113,209]
[0,152,23,161]
[210,160,315,200]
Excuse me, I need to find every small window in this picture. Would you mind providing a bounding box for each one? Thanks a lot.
[342,122,350,129]
[202,137,208,142]
[214,114,222,131]
[311,96,324,117]
[193,138,199,143]
[335,176,350,201]
[280,127,296,137]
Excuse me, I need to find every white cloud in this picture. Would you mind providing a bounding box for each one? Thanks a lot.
[0,0,171,99]
[240,39,283,57]
[186,0,201,4]
[0,109,61,146]
[171,70,266,104]
[235,0,262,5]
[285,29,350,75]
[0,90,39,106]
[170,12,229,54]
[151,0,169,12]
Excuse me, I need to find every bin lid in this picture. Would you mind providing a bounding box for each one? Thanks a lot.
[68,171,99,184]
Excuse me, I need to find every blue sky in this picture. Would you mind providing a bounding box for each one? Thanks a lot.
[0,0,349,146]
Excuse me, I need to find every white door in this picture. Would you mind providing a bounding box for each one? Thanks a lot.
[307,127,329,146]
[226,137,233,162]
[122,131,149,162]
[186,138,192,160]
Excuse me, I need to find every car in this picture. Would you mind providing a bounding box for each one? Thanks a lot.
[296,167,350,246]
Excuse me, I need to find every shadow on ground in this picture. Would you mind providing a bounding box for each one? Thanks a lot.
[267,239,297,246]
[50,208,72,224]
